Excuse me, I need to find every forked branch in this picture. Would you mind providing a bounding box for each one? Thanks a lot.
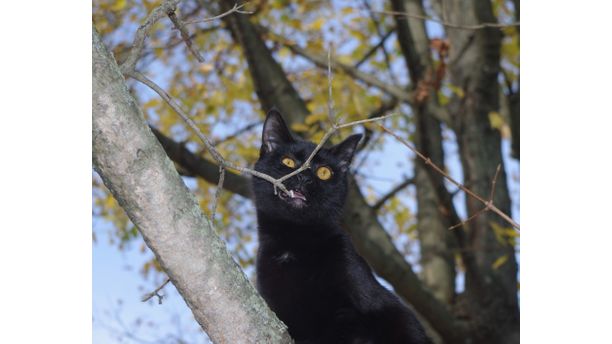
[378,125,519,231]
[127,71,393,198]
[141,278,171,304]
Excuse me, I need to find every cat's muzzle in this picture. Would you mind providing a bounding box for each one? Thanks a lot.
[278,189,307,208]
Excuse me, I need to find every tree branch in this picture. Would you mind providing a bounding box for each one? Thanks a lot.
[379,125,519,231]
[372,177,414,210]
[93,25,292,343]
[375,9,520,30]
[127,70,393,198]
[120,0,180,74]
[261,25,452,125]
[184,2,253,25]
[151,127,253,199]
[141,278,171,304]
[360,0,399,86]
[167,10,205,62]
[354,28,395,68]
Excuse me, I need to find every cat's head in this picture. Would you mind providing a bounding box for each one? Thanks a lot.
[252,109,362,225]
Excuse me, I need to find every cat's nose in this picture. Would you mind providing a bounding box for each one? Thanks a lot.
[296,174,313,186]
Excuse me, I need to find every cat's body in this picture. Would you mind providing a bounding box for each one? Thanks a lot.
[252,109,430,344]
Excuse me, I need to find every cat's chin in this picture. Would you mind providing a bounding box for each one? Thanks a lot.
[278,189,307,209]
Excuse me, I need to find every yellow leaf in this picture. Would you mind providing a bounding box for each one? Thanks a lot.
[291,123,310,132]
[489,111,512,138]
[342,7,354,15]
[488,111,504,129]
[492,255,508,270]
[447,84,465,98]
[310,18,325,31]
[110,0,127,11]
[199,63,214,73]
[305,113,327,125]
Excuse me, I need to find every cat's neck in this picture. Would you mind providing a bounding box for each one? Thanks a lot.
[256,211,343,247]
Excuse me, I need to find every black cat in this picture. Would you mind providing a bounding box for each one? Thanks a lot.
[252,109,430,344]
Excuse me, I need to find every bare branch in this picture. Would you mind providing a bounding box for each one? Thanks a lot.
[378,125,519,231]
[211,121,261,146]
[141,278,171,304]
[184,3,253,25]
[167,10,205,63]
[372,177,414,210]
[327,44,336,125]
[211,166,225,222]
[449,164,502,230]
[489,164,502,201]
[360,0,399,86]
[275,114,396,185]
[449,164,503,230]
[375,9,520,30]
[354,28,395,68]
[261,26,452,125]
[126,71,284,192]
[127,71,392,202]
[120,0,180,74]
[448,206,488,231]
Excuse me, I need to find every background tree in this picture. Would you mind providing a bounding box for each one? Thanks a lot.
[93,0,520,343]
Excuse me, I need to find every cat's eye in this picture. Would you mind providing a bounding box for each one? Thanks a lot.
[316,166,333,180]
[281,157,296,168]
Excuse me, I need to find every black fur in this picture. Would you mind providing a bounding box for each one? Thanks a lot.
[252,109,430,344]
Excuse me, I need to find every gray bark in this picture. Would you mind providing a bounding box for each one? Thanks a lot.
[92,26,292,344]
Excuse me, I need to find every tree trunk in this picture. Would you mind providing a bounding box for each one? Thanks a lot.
[92,26,292,344]
[440,0,520,342]
[391,0,456,306]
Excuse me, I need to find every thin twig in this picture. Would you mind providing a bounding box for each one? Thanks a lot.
[259,25,413,104]
[372,177,414,210]
[378,125,519,231]
[141,278,171,304]
[211,121,262,146]
[361,0,400,86]
[127,71,284,191]
[168,10,205,63]
[354,28,395,68]
[449,165,501,230]
[448,206,489,230]
[489,164,502,201]
[211,166,225,222]
[374,9,520,30]
[275,114,396,185]
[184,3,253,25]
[127,71,393,199]
[120,0,180,74]
[327,44,336,125]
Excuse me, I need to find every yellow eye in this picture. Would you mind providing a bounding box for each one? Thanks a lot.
[316,166,332,180]
[282,157,296,168]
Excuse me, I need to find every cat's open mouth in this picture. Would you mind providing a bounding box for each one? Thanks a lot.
[278,189,307,207]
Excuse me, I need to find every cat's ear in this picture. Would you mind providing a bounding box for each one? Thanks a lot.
[330,134,363,172]
[261,108,294,155]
